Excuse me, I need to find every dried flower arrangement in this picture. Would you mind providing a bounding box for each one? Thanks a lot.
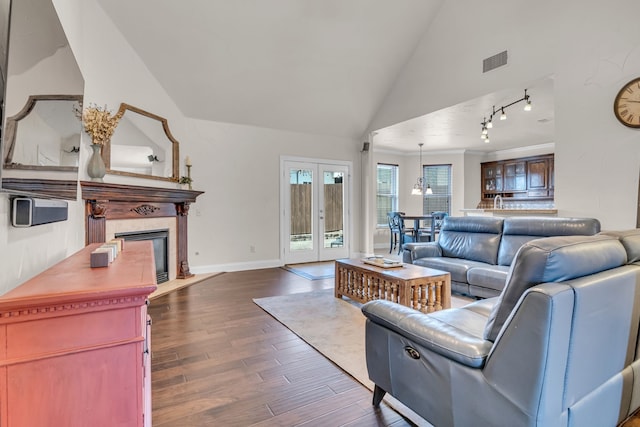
[82,104,123,145]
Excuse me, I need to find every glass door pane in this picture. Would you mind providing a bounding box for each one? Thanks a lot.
[289,167,314,253]
[322,170,343,248]
[319,164,348,260]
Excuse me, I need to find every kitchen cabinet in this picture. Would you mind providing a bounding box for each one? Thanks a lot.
[481,154,554,201]
[527,157,549,197]
[482,163,503,194]
[503,161,527,192]
[0,241,157,427]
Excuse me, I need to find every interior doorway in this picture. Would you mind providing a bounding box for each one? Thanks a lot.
[281,158,350,264]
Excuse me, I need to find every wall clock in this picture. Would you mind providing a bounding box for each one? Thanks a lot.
[614,77,640,128]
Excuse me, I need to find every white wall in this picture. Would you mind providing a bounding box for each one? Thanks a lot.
[184,118,361,273]
[369,0,640,229]
[0,192,85,295]
[463,151,484,209]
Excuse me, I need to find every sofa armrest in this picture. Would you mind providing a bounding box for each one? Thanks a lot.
[402,242,442,263]
[362,300,493,368]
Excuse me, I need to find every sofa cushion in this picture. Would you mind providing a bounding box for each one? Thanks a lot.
[438,216,504,265]
[414,257,490,284]
[483,234,627,342]
[461,296,499,317]
[600,229,640,263]
[466,265,510,292]
[497,217,602,266]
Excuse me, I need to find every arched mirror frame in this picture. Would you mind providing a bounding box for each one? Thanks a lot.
[102,103,179,183]
[3,94,83,172]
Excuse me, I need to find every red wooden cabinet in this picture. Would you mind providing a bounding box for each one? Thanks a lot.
[0,241,157,427]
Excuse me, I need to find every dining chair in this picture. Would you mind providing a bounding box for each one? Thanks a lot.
[388,212,413,254]
[418,211,448,242]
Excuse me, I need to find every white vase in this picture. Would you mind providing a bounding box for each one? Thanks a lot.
[87,143,106,182]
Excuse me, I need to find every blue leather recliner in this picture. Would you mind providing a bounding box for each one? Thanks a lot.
[363,231,640,426]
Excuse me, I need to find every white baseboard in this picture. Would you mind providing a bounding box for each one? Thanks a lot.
[190,258,282,274]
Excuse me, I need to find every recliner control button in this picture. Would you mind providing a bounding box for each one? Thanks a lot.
[404,346,420,359]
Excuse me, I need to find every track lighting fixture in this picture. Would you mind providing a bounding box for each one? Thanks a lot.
[480,89,532,141]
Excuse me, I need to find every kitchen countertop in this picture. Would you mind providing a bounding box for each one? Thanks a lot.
[460,208,558,216]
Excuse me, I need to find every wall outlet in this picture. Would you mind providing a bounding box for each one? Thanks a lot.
[250,245,256,253]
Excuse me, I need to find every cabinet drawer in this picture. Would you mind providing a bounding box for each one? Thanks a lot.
[528,189,549,197]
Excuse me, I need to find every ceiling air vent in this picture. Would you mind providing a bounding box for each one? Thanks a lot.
[483,50,508,73]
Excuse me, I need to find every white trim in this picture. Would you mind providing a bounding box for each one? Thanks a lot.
[280,155,352,167]
[372,144,555,157]
[491,142,555,157]
[190,259,282,274]
[373,148,468,156]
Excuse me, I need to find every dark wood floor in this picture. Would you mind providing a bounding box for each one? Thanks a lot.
[149,267,415,426]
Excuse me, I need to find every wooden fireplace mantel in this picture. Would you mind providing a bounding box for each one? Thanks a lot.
[80,181,204,279]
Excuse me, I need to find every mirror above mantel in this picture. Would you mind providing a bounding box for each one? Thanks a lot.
[3,94,83,172]
[0,0,85,201]
[102,103,179,183]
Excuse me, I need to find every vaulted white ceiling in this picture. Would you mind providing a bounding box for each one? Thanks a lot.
[95,0,554,153]
[96,0,443,140]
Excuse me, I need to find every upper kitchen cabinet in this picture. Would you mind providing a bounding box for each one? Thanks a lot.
[503,160,527,192]
[527,157,550,198]
[481,154,554,201]
[482,162,503,195]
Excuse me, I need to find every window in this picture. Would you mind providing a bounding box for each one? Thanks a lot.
[422,164,451,215]
[376,163,398,227]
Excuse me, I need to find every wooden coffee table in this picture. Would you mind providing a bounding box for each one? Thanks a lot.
[334,258,451,313]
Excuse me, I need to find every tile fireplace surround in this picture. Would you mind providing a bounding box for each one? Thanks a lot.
[80,181,204,280]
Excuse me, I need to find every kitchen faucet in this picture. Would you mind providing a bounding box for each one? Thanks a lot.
[493,194,504,209]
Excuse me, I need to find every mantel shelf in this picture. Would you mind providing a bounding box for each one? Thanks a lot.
[2,178,78,200]
[80,181,203,203]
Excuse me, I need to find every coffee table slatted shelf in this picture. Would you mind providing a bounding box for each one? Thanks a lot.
[335,258,451,313]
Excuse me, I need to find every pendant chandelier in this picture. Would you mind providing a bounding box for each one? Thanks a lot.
[411,143,432,196]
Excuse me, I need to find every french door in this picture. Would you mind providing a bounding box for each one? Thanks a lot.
[282,159,350,264]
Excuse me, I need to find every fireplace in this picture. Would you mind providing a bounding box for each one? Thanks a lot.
[81,181,204,281]
[116,229,169,283]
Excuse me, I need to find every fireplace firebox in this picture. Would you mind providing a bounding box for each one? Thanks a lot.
[116,229,169,283]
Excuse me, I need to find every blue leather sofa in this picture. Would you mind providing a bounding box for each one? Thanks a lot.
[402,216,601,298]
[363,231,640,426]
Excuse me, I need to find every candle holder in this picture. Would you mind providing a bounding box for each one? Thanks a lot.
[186,164,192,190]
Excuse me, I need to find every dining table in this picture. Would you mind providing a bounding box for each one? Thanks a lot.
[400,214,434,242]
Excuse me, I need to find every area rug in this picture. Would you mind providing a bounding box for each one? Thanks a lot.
[281,261,335,280]
[254,288,443,426]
